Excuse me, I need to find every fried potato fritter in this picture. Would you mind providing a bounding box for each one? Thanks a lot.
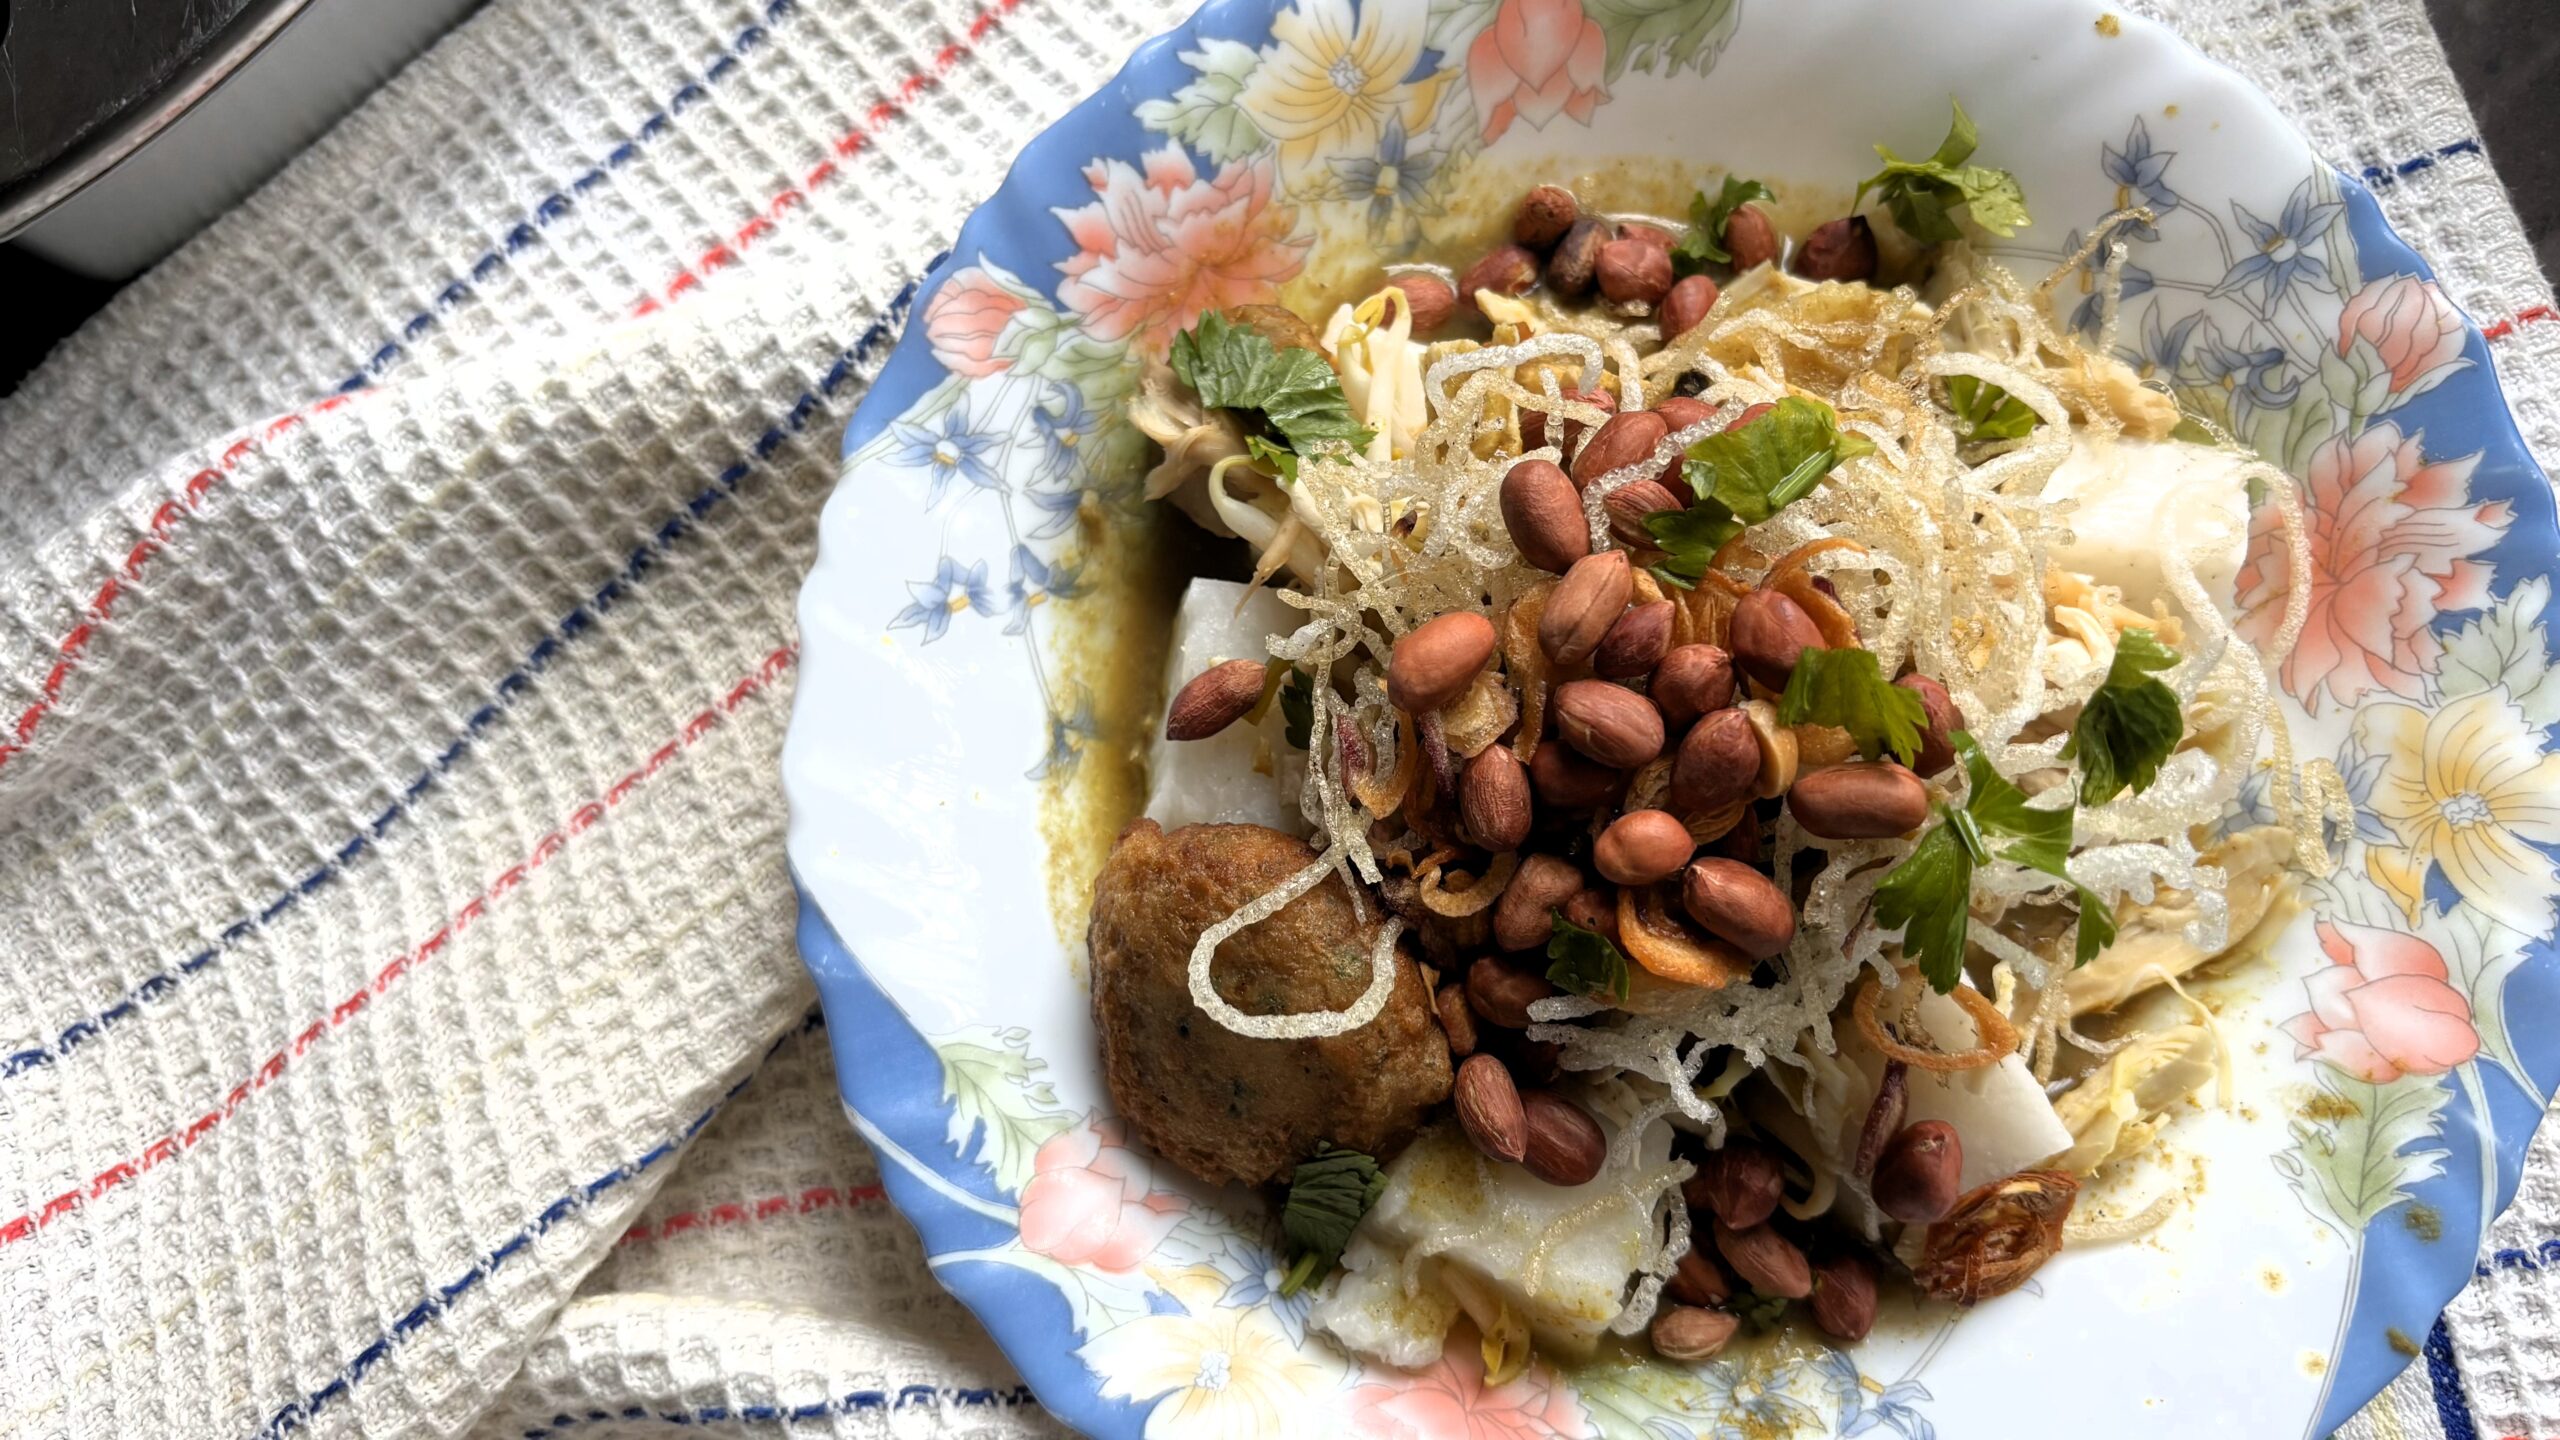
[1089,819,1453,1186]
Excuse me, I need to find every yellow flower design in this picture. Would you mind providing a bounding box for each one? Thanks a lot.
[1081,1268,1348,1440]
[1237,0,1442,186]
[2357,687,2560,935]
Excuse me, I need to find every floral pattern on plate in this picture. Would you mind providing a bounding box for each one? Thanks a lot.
[788,1,2560,1436]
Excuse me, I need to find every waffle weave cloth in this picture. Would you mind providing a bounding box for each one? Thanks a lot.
[1,0,2555,1437]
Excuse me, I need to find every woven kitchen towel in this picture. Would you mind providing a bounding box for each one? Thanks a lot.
[0,0,2551,1437]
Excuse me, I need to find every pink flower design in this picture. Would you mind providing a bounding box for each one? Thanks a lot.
[1017,1115,1189,1272]
[1053,146,1307,354]
[1346,1329,1589,1440]
[2235,421,2509,712]
[2281,919,2480,1083]
[1464,0,1608,147]
[924,268,1030,378]
[2339,274,2469,400]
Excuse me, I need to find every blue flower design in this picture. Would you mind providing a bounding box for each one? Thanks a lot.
[889,409,1003,505]
[2102,116,2180,239]
[1840,1381,1936,1440]
[2131,302,2206,378]
[1004,544,1086,635]
[2211,177,2344,311]
[1024,483,1089,540]
[2066,226,2157,338]
[2197,320,2303,422]
[1026,695,1097,780]
[1030,385,1100,486]
[1210,1241,1315,1347]
[1327,114,1444,234]
[2336,735,2398,848]
[889,556,995,642]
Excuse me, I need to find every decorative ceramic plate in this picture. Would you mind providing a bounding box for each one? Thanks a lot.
[782,0,2559,1435]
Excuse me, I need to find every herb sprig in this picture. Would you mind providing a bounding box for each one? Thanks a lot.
[1945,375,2039,442]
[1776,649,1928,766]
[1873,733,2115,991]
[2063,628,2183,804]
[1855,99,2031,243]
[1170,310,1374,455]
[1278,1145,1387,1293]
[1646,397,1877,587]
[1547,915,1633,1002]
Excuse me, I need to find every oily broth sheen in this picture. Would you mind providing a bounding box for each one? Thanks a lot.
[1041,160,1857,954]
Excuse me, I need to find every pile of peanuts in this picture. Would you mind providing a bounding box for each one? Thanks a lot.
[1158,180,1991,1360]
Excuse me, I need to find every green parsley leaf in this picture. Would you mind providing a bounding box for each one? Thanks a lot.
[1673,175,1775,272]
[1546,915,1632,1002]
[1245,433,1300,486]
[1646,397,1878,584]
[1878,733,2118,990]
[1278,1145,1386,1293]
[1854,99,2032,244]
[1776,648,1929,765]
[1952,732,2070,874]
[1945,374,2039,442]
[1278,668,1315,750]
[2062,627,2183,803]
[1170,310,1375,454]
[1873,813,1975,993]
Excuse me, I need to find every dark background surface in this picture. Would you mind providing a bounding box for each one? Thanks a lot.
[2,1,2555,397]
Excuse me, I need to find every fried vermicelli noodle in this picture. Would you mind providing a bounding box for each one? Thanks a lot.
[1189,250,2319,1116]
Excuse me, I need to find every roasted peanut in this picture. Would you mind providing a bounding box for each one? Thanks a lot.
[1597,237,1674,305]
[1460,745,1534,852]
[1713,1219,1812,1299]
[1895,673,1964,775]
[1651,1305,1740,1363]
[1461,244,1541,300]
[1670,707,1758,813]
[1872,1119,1965,1224]
[1387,272,1457,334]
[1164,659,1268,741]
[1539,551,1633,667]
[1686,1136,1786,1228]
[1664,1247,1734,1307]
[1593,601,1675,679]
[1521,384,1613,453]
[1723,203,1780,270]
[1728,589,1826,692]
[1514,185,1580,249]
[1388,611,1499,714]
[1680,858,1796,960]
[1652,645,1736,727]
[1559,886,1619,943]
[1454,1053,1529,1163]
[1787,761,1930,839]
[1500,458,1590,574]
[1595,809,1695,886]
[1570,410,1670,489]
[1657,274,1720,341]
[1529,742,1623,811]
[1651,396,1714,487]
[1466,955,1557,1030]
[1545,217,1612,297]
[1602,478,1684,550]
[1810,1251,1879,1342]
[1494,853,1584,951]
[1520,1090,1608,1186]
[1553,679,1666,769]
[1794,215,1878,282]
